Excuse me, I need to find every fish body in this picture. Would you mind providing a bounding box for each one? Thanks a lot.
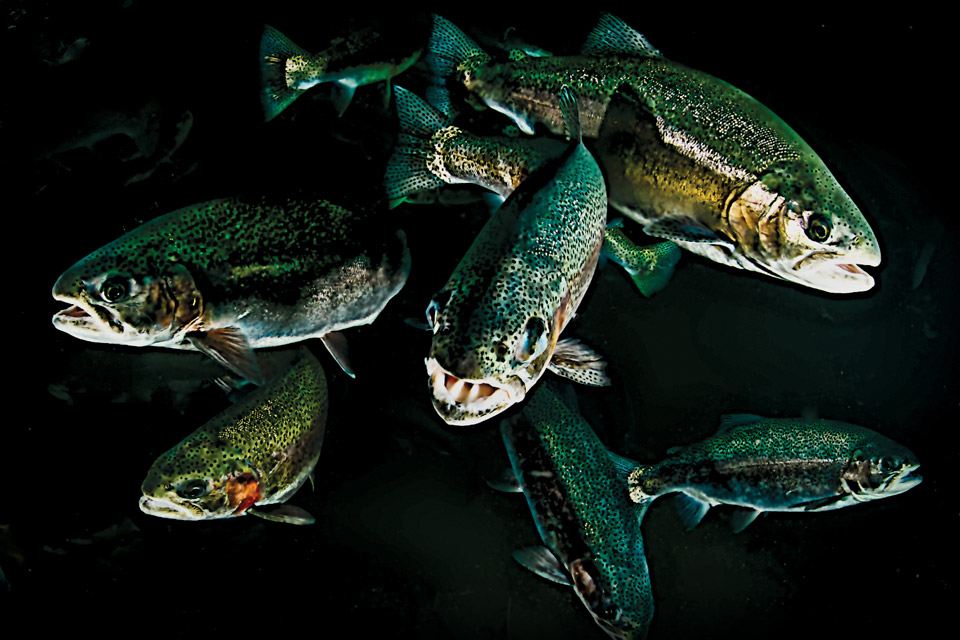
[502,383,653,639]
[385,86,566,207]
[139,348,327,524]
[428,15,881,293]
[52,196,410,381]
[628,414,922,531]
[261,24,421,121]
[425,88,608,425]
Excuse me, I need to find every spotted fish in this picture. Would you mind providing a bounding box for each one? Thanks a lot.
[51,196,410,382]
[387,86,679,298]
[425,87,609,426]
[627,414,922,532]
[427,14,881,293]
[139,348,327,525]
[260,23,421,121]
[501,382,654,639]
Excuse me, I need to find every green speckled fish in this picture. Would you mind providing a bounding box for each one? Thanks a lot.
[51,196,410,382]
[139,348,327,525]
[260,23,421,121]
[386,87,679,297]
[427,14,881,293]
[425,88,609,426]
[628,414,922,532]
[501,382,653,639]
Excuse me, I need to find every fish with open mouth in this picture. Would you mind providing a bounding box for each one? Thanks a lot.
[260,22,421,121]
[425,87,609,426]
[627,414,922,532]
[139,348,327,525]
[51,195,410,383]
[500,382,654,639]
[427,14,881,293]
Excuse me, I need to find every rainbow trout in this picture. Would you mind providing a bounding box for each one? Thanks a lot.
[628,414,922,532]
[501,383,654,639]
[427,15,881,293]
[425,88,608,426]
[260,23,421,121]
[139,348,327,525]
[51,196,410,383]
[386,86,680,297]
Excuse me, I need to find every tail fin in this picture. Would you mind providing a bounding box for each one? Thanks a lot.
[425,15,491,122]
[384,86,450,208]
[603,222,681,297]
[260,25,312,121]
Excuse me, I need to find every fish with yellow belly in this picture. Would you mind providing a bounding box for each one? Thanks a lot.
[139,348,327,525]
[427,14,881,293]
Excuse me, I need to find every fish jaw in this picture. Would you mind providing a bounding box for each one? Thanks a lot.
[425,357,528,426]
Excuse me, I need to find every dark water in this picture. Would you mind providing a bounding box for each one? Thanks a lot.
[4,2,955,635]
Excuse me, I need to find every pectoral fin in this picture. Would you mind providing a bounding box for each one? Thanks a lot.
[674,493,710,531]
[247,504,316,526]
[728,508,761,533]
[321,332,355,378]
[643,220,734,249]
[186,328,264,386]
[513,546,571,586]
[547,338,610,386]
[330,82,358,117]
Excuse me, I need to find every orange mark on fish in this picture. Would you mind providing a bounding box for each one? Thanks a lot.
[227,472,261,514]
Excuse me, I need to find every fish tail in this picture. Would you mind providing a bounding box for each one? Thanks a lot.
[603,224,681,297]
[383,86,450,208]
[425,15,491,122]
[557,85,582,144]
[260,25,314,121]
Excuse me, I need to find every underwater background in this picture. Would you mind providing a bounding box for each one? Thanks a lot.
[3,1,955,636]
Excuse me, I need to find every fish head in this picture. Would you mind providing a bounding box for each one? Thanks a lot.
[730,159,881,293]
[139,430,261,521]
[52,238,202,346]
[424,275,569,426]
[841,437,922,501]
[570,557,652,640]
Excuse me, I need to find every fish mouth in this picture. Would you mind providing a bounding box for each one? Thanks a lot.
[426,357,522,426]
[52,298,125,338]
[789,251,877,293]
[138,495,210,520]
[880,463,923,496]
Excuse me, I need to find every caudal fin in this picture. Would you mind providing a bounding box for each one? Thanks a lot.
[603,223,681,297]
[260,25,312,121]
[384,86,450,208]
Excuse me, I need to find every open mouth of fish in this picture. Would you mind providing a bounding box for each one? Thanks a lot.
[790,251,879,293]
[425,357,522,426]
[52,299,125,335]
[138,495,207,520]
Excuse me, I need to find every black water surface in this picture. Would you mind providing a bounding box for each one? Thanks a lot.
[4,3,954,636]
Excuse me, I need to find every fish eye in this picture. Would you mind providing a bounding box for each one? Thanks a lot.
[176,479,209,500]
[100,275,131,303]
[516,317,547,362]
[804,213,832,243]
[425,300,440,334]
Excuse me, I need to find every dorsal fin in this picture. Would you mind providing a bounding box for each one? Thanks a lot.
[718,414,767,433]
[581,14,662,58]
[558,85,582,144]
